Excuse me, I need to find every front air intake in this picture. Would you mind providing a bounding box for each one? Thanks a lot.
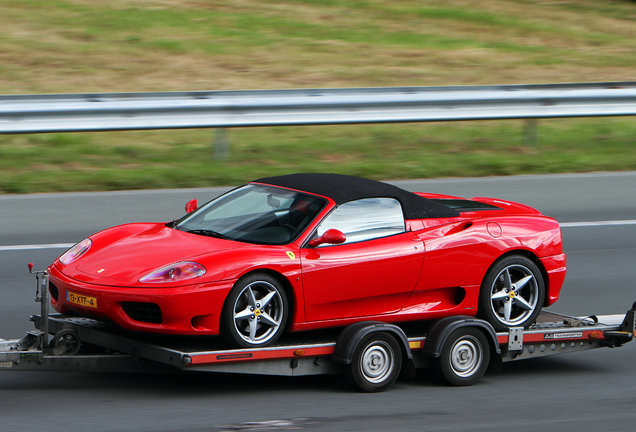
[49,282,59,301]
[122,302,163,324]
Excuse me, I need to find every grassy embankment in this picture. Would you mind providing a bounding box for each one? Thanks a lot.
[0,0,635,193]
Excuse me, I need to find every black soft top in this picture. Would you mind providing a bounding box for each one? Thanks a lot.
[254,173,460,219]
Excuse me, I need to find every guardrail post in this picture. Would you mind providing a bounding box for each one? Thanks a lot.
[524,119,538,147]
[214,128,230,160]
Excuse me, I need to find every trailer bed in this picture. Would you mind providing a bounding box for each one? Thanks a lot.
[1,309,632,377]
[2,269,634,390]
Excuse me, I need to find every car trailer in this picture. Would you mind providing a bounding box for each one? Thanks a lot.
[1,267,635,392]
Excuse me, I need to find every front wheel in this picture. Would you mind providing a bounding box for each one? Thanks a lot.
[478,255,545,332]
[345,332,402,392]
[221,273,288,348]
[436,327,490,386]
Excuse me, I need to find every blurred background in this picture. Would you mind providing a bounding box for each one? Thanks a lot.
[0,0,635,193]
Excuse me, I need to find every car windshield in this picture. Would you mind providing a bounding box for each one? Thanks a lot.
[175,184,326,245]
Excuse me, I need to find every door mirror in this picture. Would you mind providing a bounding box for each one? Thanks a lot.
[185,199,198,214]
[308,229,346,247]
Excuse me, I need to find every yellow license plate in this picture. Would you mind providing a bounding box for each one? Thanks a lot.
[66,291,98,309]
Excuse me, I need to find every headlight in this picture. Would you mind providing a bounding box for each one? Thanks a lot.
[59,238,92,265]
[139,262,206,283]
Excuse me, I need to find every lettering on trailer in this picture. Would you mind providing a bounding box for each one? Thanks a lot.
[544,332,583,340]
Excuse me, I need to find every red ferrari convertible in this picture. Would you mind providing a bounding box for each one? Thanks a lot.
[48,173,566,348]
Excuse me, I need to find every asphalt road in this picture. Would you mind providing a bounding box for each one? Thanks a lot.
[1,172,635,431]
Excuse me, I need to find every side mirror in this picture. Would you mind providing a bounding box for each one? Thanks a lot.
[185,199,198,214]
[308,229,346,248]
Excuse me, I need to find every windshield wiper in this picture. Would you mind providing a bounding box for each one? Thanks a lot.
[186,229,231,240]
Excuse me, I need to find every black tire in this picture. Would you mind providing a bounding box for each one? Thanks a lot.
[345,332,402,392]
[435,327,490,386]
[478,255,545,332]
[221,273,288,348]
[51,330,82,356]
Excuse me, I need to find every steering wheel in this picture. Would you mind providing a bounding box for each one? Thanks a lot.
[281,224,297,236]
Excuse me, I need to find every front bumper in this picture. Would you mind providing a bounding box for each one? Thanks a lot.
[48,265,234,335]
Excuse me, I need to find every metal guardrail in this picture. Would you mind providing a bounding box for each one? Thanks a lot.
[1,82,636,134]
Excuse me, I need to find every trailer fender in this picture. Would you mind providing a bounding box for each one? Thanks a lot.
[331,321,412,365]
[423,316,501,358]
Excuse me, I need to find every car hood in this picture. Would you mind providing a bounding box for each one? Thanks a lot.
[62,223,247,285]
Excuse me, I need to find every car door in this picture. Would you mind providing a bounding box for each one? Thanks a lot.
[300,198,425,322]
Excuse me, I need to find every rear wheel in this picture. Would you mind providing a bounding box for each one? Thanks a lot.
[345,332,402,392]
[478,255,545,332]
[222,273,288,348]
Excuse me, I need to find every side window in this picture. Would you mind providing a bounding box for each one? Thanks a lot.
[315,198,405,245]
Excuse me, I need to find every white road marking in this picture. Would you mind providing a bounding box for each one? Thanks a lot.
[1,219,635,251]
[560,219,636,228]
[0,243,74,252]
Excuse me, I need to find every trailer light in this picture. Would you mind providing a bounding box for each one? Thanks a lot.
[589,332,600,339]
[294,350,305,356]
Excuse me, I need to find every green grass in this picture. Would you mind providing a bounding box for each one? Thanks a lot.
[1,117,635,193]
[0,0,635,193]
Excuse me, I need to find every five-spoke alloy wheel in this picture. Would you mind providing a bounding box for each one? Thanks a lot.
[222,273,288,348]
[478,255,545,331]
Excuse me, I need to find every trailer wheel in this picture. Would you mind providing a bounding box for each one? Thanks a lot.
[222,273,288,348]
[436,327,490,386]
[51,330,81,356]
[346,332,402,392]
